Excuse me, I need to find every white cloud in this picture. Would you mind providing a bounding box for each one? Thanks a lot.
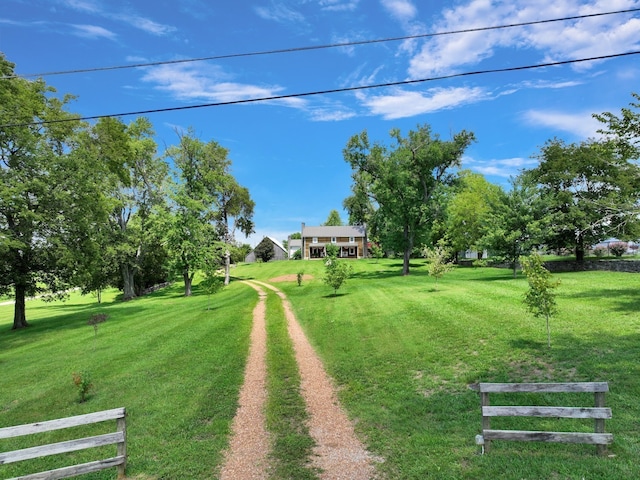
[319,0,360,11]
[60,0,176,36]
[521,79,584,89]
[523,109,604,139]
[254,3,305,23]
[113,14,176,36]
[358,86,487,119]
[60,0,101,14]
[141,63,307,109]
[380,0,417,21]
[407,0,640,78]
[71,24,116,40]
[309,107,357,121]
[464,156,537,178]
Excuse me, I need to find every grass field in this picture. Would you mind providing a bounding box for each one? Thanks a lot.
[1,259,639,479]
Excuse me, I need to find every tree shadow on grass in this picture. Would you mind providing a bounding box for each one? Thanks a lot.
[476,332,640,386]
[322,293,349,299]
[509,338,546,350]
[562,287,640,313]
[0,301,148,349]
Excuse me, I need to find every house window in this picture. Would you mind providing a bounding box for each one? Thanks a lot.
[331,237,337,244]
[312,237,318,244]
[349,236,355,243]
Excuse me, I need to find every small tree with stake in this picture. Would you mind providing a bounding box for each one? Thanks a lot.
[421,244,454,291]
[323,247,353,296]
[520,254,559,348]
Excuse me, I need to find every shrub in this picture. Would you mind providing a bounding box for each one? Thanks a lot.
[369,242,384,262]
[72,371,93,403]
[593,246,607,257]
[292,249,302,260]
[325,243,339,258]
[297,270,304,286]
[609,242,628,257]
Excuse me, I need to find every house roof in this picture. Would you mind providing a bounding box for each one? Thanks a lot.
[302,225,366,238]
[288,239,302,248]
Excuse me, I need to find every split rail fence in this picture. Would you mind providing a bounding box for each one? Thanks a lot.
[472,382,612,454]
[0,407,126,479]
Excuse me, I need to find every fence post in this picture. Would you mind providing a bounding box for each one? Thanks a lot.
[481,391,491,453]
[594,392,606,455]
[117,409,127,479]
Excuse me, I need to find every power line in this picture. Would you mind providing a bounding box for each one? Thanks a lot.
[4,7,640,80]
[3,50,638,129]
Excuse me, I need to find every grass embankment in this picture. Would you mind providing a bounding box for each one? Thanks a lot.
[1,260,639,479]
[0,282,254,479]
[236,259,640,479]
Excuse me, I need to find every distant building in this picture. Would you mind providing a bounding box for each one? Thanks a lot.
[245,236,287,262]
[287,238,302,259]
[300,223,367,259]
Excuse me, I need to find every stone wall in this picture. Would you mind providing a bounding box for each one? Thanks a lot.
[543,260,640,273]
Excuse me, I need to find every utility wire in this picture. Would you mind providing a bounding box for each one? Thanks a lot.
[3,50,638,128]
[3,7,640,80]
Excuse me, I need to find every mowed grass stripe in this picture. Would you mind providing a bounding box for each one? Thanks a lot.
[235,260,640,479]
[0,282,254,479]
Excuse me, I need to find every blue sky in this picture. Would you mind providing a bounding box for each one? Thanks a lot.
[2,0,640,246]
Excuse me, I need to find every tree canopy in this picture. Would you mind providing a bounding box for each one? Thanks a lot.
[526,138,640,262]
[0,55,116,329]
[343,124,475,275]
[323,209,343,226]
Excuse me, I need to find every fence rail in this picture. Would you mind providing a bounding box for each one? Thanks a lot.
[0,407,126,479]
[471,382,612,454]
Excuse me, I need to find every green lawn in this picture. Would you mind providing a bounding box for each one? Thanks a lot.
[1,260,639,479]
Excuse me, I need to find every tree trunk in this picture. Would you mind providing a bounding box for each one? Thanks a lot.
[121,264,136,300]
[183,270,192,297]
[546,314,551,348]
[224,250,231,286]
[12,283,29,330]
[575,245,585,263]
[402,225,412,276]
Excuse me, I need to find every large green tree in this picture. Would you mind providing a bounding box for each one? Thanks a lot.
[527,138,640,262]
[446,170,501,259]
[165,131,222,296]
[253,237,275,263]
[210,169,254,285]
[593,92,640,236]
[165,130,251,295]
[479,176,544,278]
[75,117,169,300]
[343,125,475,275]
[0,55,115,328]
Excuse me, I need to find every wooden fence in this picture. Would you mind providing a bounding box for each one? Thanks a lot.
[472,382,612,454]
[0,407,126,479]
